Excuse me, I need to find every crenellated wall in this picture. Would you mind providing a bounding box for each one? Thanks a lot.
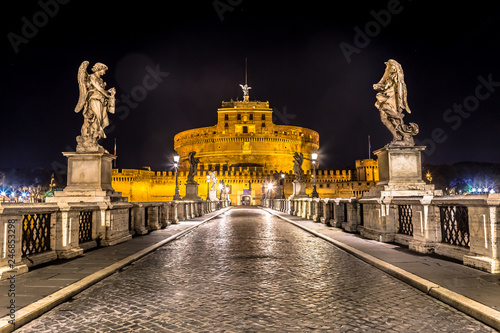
[111,165,375,204]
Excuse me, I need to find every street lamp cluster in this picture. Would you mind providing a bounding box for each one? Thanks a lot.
[1,187,42,203]
[470,187,495,194]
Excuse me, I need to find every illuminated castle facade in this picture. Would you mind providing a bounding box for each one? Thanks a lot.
[112,86,378,204]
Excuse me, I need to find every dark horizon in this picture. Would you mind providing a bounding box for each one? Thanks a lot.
[2,1,500,172]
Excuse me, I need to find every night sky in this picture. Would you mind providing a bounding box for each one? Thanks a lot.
[2,1,500,172]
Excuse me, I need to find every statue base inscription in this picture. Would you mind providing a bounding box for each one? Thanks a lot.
[183,181,202,201]
[289,180,308,199]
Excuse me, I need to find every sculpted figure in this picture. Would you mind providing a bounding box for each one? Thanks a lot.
[239,83,251,97]
[293,152,304,182]
[210,171,218,190]
[187,151,200,183]
[75,61,116,151]
[373,59,418,146]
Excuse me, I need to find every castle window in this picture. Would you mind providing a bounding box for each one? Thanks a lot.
[262,122,266,128]
[261,114,265,120]
[237,114,241,120]
[224,114,228,120]
[249,114,253,120]
[225,123,228,128]
[243,126,248,133]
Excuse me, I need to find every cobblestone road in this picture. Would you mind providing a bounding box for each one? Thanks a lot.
[18,207,496,332]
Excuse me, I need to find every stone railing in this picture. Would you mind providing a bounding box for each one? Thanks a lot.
[0,199,230,279]
[262,195,500,273]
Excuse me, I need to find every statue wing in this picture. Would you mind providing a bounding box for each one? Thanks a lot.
[74,61,89,113]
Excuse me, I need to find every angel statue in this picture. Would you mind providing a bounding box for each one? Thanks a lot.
[187,151,200,183]
[292,152,304,182]
[373,59,418,146]
[210,171,218,190]
[74,61,116,152]
[239,83,251,97]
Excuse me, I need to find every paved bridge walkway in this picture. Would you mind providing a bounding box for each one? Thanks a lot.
[8,207,497,332]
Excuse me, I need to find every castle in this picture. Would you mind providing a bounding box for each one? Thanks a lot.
[112,85,378,204]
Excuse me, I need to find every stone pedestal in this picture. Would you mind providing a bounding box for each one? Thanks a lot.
[365,145,437,197]
[289,180,308,200]
[183,181,202,201]
[47,150,126,203]
[209,189,219,201]
[46,150,130,256]
[360,144,441,243]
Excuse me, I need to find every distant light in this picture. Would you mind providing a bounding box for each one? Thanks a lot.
[266,183,273,190]
[0,192,5,196]
[312,153,318,161]
[173,155,180,163]
[471,188,476,193]
[490,189,496,194]
[281,173,285,179]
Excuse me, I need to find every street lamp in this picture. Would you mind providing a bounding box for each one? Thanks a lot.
[266,183,274,199]
[219,182,224,200]
[206,174,210,201]
[173,154,181,200]
[425,170,432,183]
[280,173,285,199]
[311,152,319,198]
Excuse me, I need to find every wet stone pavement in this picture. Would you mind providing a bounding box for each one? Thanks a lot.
[17,207,496,332]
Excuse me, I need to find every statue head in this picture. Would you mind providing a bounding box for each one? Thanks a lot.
[92,62,108,74]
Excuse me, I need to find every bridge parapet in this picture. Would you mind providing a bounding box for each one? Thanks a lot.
[263,194,500,273]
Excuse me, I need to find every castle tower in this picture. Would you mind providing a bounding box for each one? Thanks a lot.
[174,84,319,173]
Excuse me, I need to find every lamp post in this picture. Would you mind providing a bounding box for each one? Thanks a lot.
[280,173,285,199]
[266,183,274,199]
[311,152,319,198]
[219,182,224,200]
[173,154,181,200]
[206,174,210,201]
[425,170,432,183]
